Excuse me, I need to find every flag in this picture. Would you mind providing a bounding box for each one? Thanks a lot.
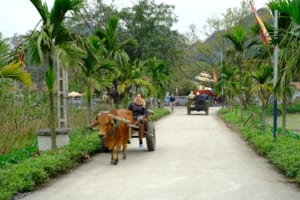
[249,0,271,43]
[15,41,27,71]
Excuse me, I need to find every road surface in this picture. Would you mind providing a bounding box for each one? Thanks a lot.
[21,106,300,200]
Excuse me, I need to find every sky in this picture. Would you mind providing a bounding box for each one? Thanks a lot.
[0,0,270,40]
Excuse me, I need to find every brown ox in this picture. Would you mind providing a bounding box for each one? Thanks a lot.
[88,109,134,165]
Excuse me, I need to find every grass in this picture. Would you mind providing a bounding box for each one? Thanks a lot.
[218,105,300,186]
[0,107,170,200]
[266,114,300,134]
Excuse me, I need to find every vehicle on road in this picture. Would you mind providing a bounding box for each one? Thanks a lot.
[186,90,213,115]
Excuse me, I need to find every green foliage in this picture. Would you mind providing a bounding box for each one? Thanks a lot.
[0,129,100,200]
[268,136,300,178]
[149,108,170,121]
[0,107,170,199]
[0,62,32,85]
[0,141,38,168]
[286,102,300,113]
[219,105,300,185]
[265,102,300,116]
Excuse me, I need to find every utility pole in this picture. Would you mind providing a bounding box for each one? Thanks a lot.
[273,10,278,139]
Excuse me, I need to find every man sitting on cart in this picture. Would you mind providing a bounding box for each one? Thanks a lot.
[128,93,148,148]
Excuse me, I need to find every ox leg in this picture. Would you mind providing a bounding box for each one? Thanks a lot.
[122,143,128,160]
[110,147,117,165]
[110,146,119,165]
[114,144,121,164]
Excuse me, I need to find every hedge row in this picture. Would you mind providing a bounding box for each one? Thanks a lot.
[0,130,101,200]
[219,108,300,185]
[0,108,170,200]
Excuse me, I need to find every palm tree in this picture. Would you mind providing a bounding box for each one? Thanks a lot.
[250,65,273,130]
[114,50,154,105]
[0,62,31,86]
[0,36,11,67]
[224,26,249,119]
[268,0,300,135]
[0,37,31,88]
[79,35,117,122]
[95,16,137,108]
[24,0,86,149]
[215,64,238,111]
[146,58,171,101]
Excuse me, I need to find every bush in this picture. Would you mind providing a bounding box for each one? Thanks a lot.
[218,106,300,185]
[0,130,100,200]
[0,141,38,168]
[0,108,170,200]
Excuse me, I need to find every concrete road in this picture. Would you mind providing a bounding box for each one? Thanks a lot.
[21,106,300,200]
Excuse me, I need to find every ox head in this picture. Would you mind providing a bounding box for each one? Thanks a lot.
[88,112,116,137]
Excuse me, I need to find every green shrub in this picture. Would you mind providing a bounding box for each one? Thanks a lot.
[219,105,300,185]
[268,137,300,178]
[0,141,38,168]
[0,108,170,200]
[0,130,100,200]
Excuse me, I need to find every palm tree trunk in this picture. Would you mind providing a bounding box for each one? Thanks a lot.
[87,88,92,123]
[262,105,266,131]
[49,91,57,149]
[282,93,287,135]
[239,65,243,120]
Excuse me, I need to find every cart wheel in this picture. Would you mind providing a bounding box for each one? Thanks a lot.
[146,122,156,151]
[100,136,110,153]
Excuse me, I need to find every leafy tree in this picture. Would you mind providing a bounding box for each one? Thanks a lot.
[0,62,31,86]
[250,65,273,130]
[0,36,11,67]
[119,0,179,63]
[0,36,31,90]
[79,35,116,122]
[203,0,252,37]
[214,64,238,110]
[224,25,249,119]
[24,0,86,149]
[68,0,118,36]
[268,0,300,134]
[95,16,137,108]
[145,58,170,100]
[114,51,154,105]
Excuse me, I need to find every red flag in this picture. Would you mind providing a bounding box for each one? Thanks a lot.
[249,0,271,43]
[15,41,27,71]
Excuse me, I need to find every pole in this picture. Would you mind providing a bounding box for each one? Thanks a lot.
[221,52,224,108]
[273,10,278,139]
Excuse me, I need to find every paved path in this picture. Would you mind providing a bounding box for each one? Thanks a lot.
[21,106,300,200]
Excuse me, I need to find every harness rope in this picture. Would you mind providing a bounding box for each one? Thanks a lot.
[108,114,137,138]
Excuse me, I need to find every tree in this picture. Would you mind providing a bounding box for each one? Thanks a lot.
[146,58,171,100]
[203,0,252,37]
[224,25,249,119]
[214,64,238,110]
[0,36,31,92]
[113,50,154,105]
[79,35,117,122]
[250,65,273,130]
[0,62,31,86]
[268,0,300,135]
[95,16,137,108]
[24,0,86,149]
[119,0,179,63]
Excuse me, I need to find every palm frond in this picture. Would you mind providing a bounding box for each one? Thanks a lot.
[30,0,50,23]
[57,41,86,69]
[0,62,31,85]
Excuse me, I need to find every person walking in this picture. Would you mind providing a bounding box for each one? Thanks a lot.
[169,94,176,112]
